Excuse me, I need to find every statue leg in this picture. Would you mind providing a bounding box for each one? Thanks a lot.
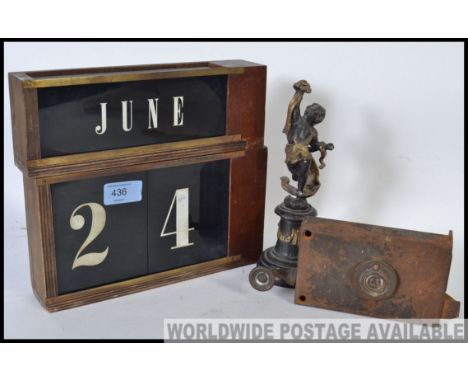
[296,159,311,193]
[304,158,321,196]
[287,162,299,181]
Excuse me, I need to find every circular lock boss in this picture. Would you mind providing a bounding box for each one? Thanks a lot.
[353,260,398,301]
[249,266,275,292]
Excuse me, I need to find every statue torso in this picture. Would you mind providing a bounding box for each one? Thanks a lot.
[287,117,317,146]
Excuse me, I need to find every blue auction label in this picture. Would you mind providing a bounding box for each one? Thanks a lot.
[103,180,143,206]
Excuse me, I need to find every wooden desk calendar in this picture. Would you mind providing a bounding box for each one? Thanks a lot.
[9,60,267,311]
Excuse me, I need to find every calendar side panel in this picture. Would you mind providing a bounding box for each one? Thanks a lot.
[225,65,266,148]
[23,176,58,306]
[228,147,268,264]
[9,74,41,171]
[224,63,268,264]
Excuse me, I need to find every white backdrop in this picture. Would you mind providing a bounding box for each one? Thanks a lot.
[3,42,464,338]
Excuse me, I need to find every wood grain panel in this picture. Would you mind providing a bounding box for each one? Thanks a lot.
[9,73,41,169]
[225,64,266,149]
[228,147,268,264]
[46,255,242,311]
[27,135,245,179]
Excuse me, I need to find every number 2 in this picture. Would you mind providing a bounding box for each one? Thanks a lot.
[160,188,194,249]
[69,202,109,269]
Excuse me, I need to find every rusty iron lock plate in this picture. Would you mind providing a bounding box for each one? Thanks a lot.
[295,217,460,319]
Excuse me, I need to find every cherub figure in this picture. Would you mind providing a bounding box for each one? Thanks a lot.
[281,80,334,199]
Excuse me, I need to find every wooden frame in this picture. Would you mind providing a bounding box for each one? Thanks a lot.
[10,60,267,311]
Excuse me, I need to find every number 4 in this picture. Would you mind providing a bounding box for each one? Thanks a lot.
[160,188,195,249]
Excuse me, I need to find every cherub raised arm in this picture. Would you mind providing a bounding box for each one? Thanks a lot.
[283,80,312,135]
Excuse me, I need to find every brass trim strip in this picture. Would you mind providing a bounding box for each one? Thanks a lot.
[27,135,246,180]
[38,151,246,185]
[20,66,244,88]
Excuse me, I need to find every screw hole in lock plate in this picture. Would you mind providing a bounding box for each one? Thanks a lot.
[299,295,306,302]
[304,230,312,238]
[353,259,398,301]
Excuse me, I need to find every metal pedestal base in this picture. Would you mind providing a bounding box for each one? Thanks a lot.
[250,196,317,291]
